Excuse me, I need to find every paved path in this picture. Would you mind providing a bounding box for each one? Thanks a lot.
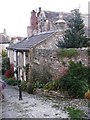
[1,85,68,118]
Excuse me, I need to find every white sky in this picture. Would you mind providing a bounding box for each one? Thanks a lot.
[0,0,89,37]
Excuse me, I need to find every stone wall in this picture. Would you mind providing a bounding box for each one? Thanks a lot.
[36,31,64,50]
[31,48,88,80]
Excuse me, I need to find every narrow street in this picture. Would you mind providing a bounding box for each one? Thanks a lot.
[1,84,68,118]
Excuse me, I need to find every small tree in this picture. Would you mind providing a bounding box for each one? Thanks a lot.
[57,9,88,48]
[1,49,7,58]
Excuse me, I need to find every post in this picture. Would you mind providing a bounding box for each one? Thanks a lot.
[18,80,22,100]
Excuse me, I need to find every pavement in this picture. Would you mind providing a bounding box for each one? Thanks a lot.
[0,84,69,118]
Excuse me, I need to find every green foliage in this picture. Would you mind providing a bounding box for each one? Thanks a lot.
[2,57,10,75]
[26,80,45,94]
[57,48,78,59]
[66,107,84,119]
[21,80,28,91]
[34,80,45,89]
[57,9,88,48]
[31,65,52,84]
[6,77,18,86]
[26,82,35,94]
[21,79,45,94]
[60,61,89,98]
[2,75,7,82]
[44,80,60,91]
[1,49,7,57]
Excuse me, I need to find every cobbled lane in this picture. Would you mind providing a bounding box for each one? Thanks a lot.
[1,85,68,118]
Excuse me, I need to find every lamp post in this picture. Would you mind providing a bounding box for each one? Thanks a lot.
[18,66,22,100]
[18,80,22,100]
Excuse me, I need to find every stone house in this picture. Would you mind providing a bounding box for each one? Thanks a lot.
[7,8,88,81]
[6,30,88,81]
[7,8,86,80]
[27,8,88,37]
[7,7,67,81]
[6,30,65,81]
[27,7,67,36]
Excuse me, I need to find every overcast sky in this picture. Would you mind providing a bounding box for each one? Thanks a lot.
[0,0,89,37]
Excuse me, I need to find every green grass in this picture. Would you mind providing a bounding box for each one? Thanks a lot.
[66,107,85,119]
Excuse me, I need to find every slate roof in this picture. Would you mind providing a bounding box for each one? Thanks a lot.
[0,33,10,44]
[44,11,71,23]
[7,31,55,51]
[45,11,59,22]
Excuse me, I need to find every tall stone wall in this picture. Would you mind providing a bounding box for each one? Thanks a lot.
[31,48,88,80]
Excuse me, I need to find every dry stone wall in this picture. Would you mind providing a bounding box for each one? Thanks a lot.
[31,48,88,80]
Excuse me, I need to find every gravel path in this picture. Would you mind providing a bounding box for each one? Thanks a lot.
[1,85,69,118]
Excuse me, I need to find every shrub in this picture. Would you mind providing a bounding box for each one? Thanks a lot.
[26,82,35,94]
[21,80,28,91]
[30,65,52,84]
[59,61,89,98]
[57,48,78,59]
[66,107,85,119]
[2,57,10,75]
[7,77,18,86]
[1,49,7,58]
[5,63,14,78]
[25,80,45,94]
[44,80,60,91]
[34,80,45,89]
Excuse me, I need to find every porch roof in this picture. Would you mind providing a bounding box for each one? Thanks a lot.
[6,31,55,51]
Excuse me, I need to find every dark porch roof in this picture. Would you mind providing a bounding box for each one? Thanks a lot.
[6,31,55,51]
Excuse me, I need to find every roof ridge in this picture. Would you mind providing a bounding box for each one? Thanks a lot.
[32,31,57,48]
[7,31,57,51]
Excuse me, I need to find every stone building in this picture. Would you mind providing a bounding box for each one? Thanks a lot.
[7,9,88,81]
[27,8,67,36]
[7,30,65,80]
[0,29,10,54]
[27,8,88,37]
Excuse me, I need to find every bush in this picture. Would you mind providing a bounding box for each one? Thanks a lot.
[57,48,78,59]
[34,80,45,89]
[5,63,14,78]
[1,49,7,58]
[7,77,18,86]
[21,80,28,91]
[2,57,10,75]
[59,61,89,98]
[66,107,85,119]
[26,82,35,94]
[44,80,60,91]
[30,65,52,84]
